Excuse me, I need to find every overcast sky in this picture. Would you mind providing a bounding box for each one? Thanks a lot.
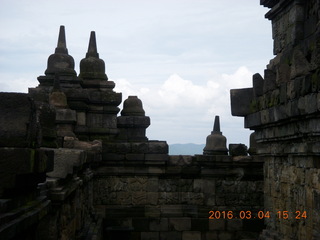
[0,0,273,146]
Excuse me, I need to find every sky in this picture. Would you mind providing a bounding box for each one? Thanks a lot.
[0,0,274,146]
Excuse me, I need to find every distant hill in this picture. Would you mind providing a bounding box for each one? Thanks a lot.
[169,143,205,155]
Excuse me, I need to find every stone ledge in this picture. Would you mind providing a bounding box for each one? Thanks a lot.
[0,197,50,240]
[245,93,320,129]
[260,0,279,8]
[47,148,86,179]
[230,88,254,117]
[47,176,82,201]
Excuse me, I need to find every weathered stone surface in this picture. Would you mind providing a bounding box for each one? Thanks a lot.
[0,148,53,196]
[260,0,278,8]
[253,73,264,97]
[148,141,169,154]
[203,116,228,155]
[191,218,208,231]
[244,112,261,128]
[149,218,168,231]
[205,232,218,240]
[209,219,225,231]
[291,48,311,79]
[0,197,51,240]
[279,82,287,103]
[227,219,242,231]
[49,91,68,109]
[79,31,108,82]
[87,113,117,128]
[121,96,145,116]
[145,154,169,161]
[0,93,35,147]
[0,22,270,240]
[64,137,102,152]
[141,232,159,240]
[276,62,291,84]
[248,132,257,155]
[231,2,320,239]
[219,231,234,240]
[117,115,150,141]
[55,108,77,123]
[45,26,76,77]
[168,218,191,231]
[76,112,86,125]
[102,153,126,161]
[159,231,181,240]
[230,88,254,116]
[182,231,201,240]
[229,144,248,156]
[117,116,151,127]
[263,69,277,93]
[131,142,149,153]
[47,148,86,178]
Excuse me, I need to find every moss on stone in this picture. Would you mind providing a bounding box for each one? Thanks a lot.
[284,57,292,66]
[250,99,258,113]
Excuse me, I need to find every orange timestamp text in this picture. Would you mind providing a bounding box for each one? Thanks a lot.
[208,210,307,220]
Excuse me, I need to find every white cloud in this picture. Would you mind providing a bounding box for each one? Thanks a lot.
[0,74,37,93]
[113,66,253,145]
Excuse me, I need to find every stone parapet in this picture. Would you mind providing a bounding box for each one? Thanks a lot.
[0,147,54,197]
[0,89,103,239]
[0,196,51,240]
[94,154,264,239]
[0,93,57,148]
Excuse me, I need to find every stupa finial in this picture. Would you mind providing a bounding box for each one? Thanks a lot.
[86,31,99,58]
[55,25,68,54]
[213,115,221,134]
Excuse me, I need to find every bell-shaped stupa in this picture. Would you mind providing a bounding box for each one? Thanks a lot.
[45,26,76,77]
[121,96,145,116]
[117,96,150,141]
[79,31,108,81]
[203,116,228,155]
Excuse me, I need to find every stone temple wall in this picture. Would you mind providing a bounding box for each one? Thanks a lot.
[0,89,263,240]
[0,25,265,240]
[4,1,320,238]
[94,153,264,240]
[0,93,102,240]
[231,0,320,239]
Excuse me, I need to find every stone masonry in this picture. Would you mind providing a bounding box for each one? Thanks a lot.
[0,25,264,240]
[3,1,319,238]
[231,0,320,239]
[94,118,264,240]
